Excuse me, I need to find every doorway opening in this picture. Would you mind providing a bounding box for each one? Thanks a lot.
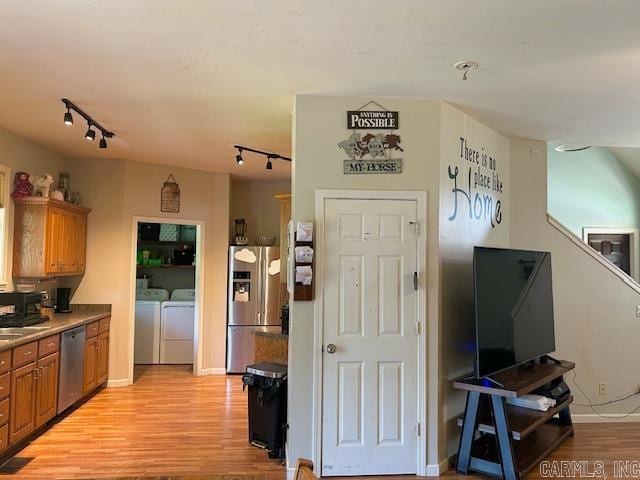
[128,217,205,385]
[582,227,639,281]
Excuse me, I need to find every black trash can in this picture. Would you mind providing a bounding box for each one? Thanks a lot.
[242,362,287,459]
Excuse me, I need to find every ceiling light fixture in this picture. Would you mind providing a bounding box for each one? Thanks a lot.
[85,124,96,141]
[235,148,245,165]
[62,98,115,149]
[63,108,73,126]
[233,145,291,170]
[554,144,592,152]
[453,60,479,80]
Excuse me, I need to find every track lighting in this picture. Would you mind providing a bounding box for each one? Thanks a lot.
[233,145,291,170]
[62,98,114,149]
[85,125,96,141]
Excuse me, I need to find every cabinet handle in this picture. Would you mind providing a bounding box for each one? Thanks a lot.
[0,360,5,366]
[23,351,32,356]
[46,342,55,347]
[33,369,38,380]
[0,386,4,391]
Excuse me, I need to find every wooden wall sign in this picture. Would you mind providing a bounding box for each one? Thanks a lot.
[161,174,180,213]
[347,110,399,129]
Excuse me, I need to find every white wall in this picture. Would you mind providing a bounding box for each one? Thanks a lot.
[230,179,290,244]
[0,127,71,290]
[511,139,640,418]
[291,95,443,468]
[438,103,510,454]
[65,158,230,382]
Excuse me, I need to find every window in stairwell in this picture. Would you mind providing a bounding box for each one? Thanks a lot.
[548,144,640,284]
[582,228,638,281]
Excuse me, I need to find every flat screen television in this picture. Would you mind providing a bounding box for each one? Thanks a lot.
[473,246,556,378]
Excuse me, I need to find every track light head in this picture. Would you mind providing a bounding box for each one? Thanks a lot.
[99,136,107,149]
[235,150,244,165]
[266,157,273,170]
[85,125,96,141]
[64,109,73,126]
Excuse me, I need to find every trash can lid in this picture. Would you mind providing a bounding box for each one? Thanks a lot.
[246,362,288,379]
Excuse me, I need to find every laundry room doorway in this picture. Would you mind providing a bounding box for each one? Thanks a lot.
[128,216,205,384]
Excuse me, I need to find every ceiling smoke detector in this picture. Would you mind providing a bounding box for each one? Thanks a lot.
[453,60,479,80]
[554,144,592,152]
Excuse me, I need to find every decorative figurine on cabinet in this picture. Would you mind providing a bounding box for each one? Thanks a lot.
[32,174,54,197]
[11,171,33,198]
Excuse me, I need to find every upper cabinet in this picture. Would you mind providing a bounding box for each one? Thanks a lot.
[12,197,91,278]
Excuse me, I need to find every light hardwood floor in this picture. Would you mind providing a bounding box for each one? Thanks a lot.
[1,365,637,479]
[0,365,285,479]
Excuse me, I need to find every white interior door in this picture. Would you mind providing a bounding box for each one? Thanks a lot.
[321,198,419,476]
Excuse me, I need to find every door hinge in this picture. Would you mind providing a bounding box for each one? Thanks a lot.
[413,271,419,291]
[416,422,421,436]
[409,220,420,236]
[416,322,421,335]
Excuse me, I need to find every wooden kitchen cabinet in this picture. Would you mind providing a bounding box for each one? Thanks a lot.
[12,197,91,278]
[9,362,36,444]
[83,336,98,393]
[96,333,109,385]
[35,352,59,428]
[84,319,110,393]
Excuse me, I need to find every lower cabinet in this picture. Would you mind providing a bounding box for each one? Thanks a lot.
[83,337,98,393]
[96,333,109,385]
[9,352,60,444]
[0,320,110,457]
[83,325,109,393]
[35,353,59,428]
[9,363,36,444]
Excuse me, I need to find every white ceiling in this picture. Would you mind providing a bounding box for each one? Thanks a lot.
[2,0,640,180]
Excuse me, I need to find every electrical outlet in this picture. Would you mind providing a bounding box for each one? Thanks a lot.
[598,383,607,396]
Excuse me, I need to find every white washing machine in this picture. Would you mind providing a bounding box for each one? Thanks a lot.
[134,288,169,364]
[160,289,195,364]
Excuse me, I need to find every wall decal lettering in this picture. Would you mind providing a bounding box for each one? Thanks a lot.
[447,137,504,228]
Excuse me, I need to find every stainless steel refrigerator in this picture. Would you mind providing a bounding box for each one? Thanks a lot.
[227,246,281,373]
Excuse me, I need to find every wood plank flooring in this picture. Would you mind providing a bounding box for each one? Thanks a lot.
[0,365,284,479]
[0,364,637,479]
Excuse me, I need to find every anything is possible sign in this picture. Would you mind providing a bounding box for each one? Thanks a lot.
[347,110,399,129]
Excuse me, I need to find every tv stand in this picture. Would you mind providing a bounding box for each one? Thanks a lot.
[453,360,574,479]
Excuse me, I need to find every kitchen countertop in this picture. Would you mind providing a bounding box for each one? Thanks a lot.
[253,330,288,340]
[0,304,111,352]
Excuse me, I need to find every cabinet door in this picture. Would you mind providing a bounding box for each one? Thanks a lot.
[35,352,59,428]
[83,337,98,393]
[75,213,87,273]
[10,363,36,444]
[96,333,109,385]
[44,207,63,274]
[62,211,75,273]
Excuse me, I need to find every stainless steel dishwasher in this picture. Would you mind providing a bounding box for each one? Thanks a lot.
[58,326,85,413]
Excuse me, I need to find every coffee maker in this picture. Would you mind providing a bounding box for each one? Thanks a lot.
[234,219,248,245]
[0,292,46,327]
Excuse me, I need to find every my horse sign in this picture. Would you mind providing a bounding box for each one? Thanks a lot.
[347,110,399,129]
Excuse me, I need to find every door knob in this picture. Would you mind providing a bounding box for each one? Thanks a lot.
[326,344,337,354]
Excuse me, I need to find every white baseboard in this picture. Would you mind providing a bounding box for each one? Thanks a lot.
[199,367,226,376]
[107,378,129,387]
[286,467,295,480]
[426,458,450,476]
[572,413,640,423]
